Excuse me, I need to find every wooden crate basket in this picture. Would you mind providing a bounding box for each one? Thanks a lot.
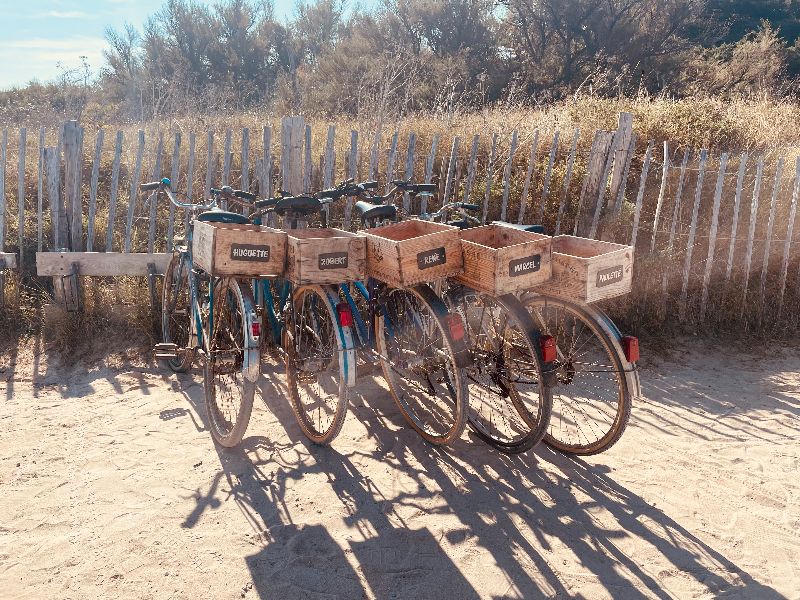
[193,220,286,277]
[454,224,552,295]
[364,219,463,288]
[532,235,634,302]
[285,228,366,285]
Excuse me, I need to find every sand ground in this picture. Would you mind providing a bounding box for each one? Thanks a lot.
[1,340,798,600]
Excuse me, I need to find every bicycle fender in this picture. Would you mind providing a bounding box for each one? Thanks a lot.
[239,282,262,383]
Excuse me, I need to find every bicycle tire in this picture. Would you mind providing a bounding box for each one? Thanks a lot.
[522,295,633,456]
[204,278,257,448]
[448,288,552,454]
[161,252,194,373]
[284,284,353,445]
[375,284,468,446]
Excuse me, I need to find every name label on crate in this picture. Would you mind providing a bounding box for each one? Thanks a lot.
[319,252,349,270]
[230,244,271,262]
[508,254,542,277]
[417,247,447,270]
[596,265,624,287]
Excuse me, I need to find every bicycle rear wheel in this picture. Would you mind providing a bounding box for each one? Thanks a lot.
[449,289,552,454]
[284,284,353,445]
[161,252,194,372]
[375,284,468,446]
[204,278,257,448]
[522,295,633,455]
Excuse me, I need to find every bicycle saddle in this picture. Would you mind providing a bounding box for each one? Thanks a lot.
[355,200,397,223]
[196,209,251,225]
[273,195,323,217]
[492,221,546,234]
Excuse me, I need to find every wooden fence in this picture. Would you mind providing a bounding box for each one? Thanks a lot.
[0,113,798,332]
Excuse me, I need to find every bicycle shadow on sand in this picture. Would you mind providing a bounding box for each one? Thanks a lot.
[172,358,789,600]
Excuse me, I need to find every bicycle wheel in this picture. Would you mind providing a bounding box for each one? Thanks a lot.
[284,284,353,445]
[522,295,633,455]
[161,252,194,373]
[448,288,552,454]
[375,284,468,446]
[204,278,257,448]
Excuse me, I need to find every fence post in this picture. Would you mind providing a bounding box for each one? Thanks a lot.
[63,121,83,251]
[124,130,145,253]
[403,132,417,213]
[37,127,44,252]
[16,128,26,303]
[724,153,748,284]
[741,157,765,318]
[0,129,6,307]
[345,128,358,227]
[500,130,517,222]
[630,141,654,248]
[609,112,634,207]
[517,130,540,224]
[442,136,459,205]
[650,142,670,253]
[482,133,498,224]
[699,152,728,321]
[555,128,579,235]
[679,149,708,323]
[538,130,559,223]
[422,134,440,215]
[86,129,104,252]
[463,134,480,204]
[777,157,800,317]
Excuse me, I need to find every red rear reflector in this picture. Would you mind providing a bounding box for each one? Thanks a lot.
[540,335,556,363]
[444,314,466,342]
[251,321,261,338]
[336,302,354,327]
[621,336,639,363]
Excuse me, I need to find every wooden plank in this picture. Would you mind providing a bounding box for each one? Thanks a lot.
[36,252,172,276]
[63,121,82,250]
[203,130,214,201]
[462,134,480,204]
[384,130,399,193]
[611,132,638,218]
[105,132,123,251]
[86,129,104,252]
[37,127,44,252]
[650,142,670,253]
[148,134,164,253]
[740,156,765,317]
[442,136,460,204]
[241,128,250,192]
[184,132,196,232]
[344,129,358,228]
[630,141,654,248]
[661,148,691,302]
[222,128,233,185]
[572,130,603,236]
[322,125,336,188]
[368,126,382,181]
[608,112,634,206]
[679,149,708,322]
[44,147,62,250]
[482,133,498,224]
[517,130,540,224]
[16,128,26,280]
[554,128,579,235]
[303,124,312,193]
[0,129,5,306]
[167,133,181,251]
[421,133,440,215]
[403,132,417,213]
[499,130,518,222]
[588,130,618,239]
[124,130,145,253]
[538,130,559,223]
[725,152,748,283]
[699,152,729,320]
[759,156,784,304]
[777,157,800,316]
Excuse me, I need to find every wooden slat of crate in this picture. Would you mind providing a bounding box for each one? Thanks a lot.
[365,219,463,288]
[193,220,286,277]
[285,228,366,285]
[533,235,633,303]
[455,225,552,295]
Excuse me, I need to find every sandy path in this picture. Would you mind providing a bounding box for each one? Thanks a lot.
[1,342,798,600]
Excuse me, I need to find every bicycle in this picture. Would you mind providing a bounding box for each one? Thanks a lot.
[146,178,261,448]
[417,197,641,456]
[349,182,554,453]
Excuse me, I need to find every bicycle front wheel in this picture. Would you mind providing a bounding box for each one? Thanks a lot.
[284,284,352,445]
[448,289,552,454]
[523,295,633,455]
[204,278,257,448]
[375,284,468,446]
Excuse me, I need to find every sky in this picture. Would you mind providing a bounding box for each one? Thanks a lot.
[0,0,369,90]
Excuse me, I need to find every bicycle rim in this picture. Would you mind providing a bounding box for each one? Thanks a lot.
[452,290,551,454]
[204,278,255,448]
[375,285,467,446]
[523,295,631,455]
[284,284,349,445]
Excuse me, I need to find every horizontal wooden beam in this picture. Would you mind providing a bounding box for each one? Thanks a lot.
[36,252,171,276]
[0,252,17,269]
